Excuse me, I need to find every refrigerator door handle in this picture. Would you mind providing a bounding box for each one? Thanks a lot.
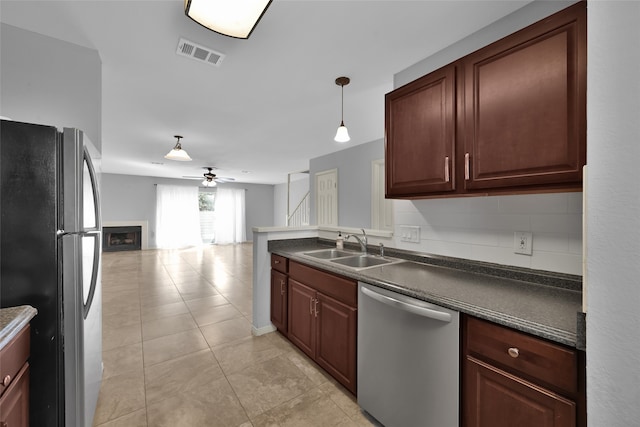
[57,230,101,237]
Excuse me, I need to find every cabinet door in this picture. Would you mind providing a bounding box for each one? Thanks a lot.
[0,363,29,427]
[315,293,357,394]
[287,279,316,359]
[270,270,288,333]
[386,65,456,197]
[464,356,575,427]
[463,3,586,191]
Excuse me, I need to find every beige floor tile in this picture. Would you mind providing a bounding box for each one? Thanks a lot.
[97,244,360,427]
[146,377,249,427]
[103,309,141,329]
[144,349,224,405]
[141,312,198,341]
[190,303,243,327]
[212,334,288,375]
[225,354,316,418]
[139,291,184,308]
[185,294,229,312]
[251,387,352,427]
[93,408,147,427]
[93,372,146,425]
[103,323,142,352]
[200,316,252,347]
[142,329,209,367]
[140,301,189,322]
[102,342,143,379]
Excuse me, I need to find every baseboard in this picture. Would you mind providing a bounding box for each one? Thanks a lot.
[252,324,277,336]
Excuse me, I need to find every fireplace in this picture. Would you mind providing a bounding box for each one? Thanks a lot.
[103,226,142,252]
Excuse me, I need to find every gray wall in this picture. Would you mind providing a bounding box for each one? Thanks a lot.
[101,173,274,246]
[0,23,102,151]
[273,175,310,227]
[309,139,384,228]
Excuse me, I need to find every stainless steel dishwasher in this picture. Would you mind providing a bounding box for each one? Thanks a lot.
[358,282,459,427]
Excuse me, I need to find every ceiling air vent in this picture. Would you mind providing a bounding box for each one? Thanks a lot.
[176,38,225,67]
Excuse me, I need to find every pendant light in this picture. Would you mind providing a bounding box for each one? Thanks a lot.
[334,76,351,143]
[184,0,273,39]
[165,135,192,161]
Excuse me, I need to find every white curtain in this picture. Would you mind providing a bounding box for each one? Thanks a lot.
[214,188,246,244]
[156,184,202,248]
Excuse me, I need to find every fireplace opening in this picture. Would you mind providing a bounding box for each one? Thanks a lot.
[103,226,142,252]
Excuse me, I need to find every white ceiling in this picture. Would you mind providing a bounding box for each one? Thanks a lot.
[0,0,531,185]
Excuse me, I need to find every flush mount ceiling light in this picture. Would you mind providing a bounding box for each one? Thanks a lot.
[334,76,351,143]
[202,167,217,187]
[184,0,273,39]
[165,135,192,161]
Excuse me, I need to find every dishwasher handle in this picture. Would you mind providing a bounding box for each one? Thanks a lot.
[361,286,452,323]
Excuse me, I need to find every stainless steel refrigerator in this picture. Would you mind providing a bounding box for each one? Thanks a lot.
[0,119,103,427]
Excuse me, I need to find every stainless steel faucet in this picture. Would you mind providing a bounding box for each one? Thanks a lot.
[345,228,367,254]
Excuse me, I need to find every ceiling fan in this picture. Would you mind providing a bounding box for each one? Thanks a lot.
[183,167,235,187]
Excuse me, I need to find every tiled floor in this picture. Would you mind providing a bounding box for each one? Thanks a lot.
[95,243,374,427]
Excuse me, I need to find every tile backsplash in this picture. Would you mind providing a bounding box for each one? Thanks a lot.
[392,192,583,275]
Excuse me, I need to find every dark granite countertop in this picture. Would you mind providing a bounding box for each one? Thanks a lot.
[269,238,584,349]
[0,305,37,350]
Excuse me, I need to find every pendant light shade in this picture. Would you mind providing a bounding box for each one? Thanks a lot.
[165,135,192,161]
[184,0,273,39]
[334,77,351,143]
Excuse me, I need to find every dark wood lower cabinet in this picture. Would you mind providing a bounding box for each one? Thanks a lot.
[0,363,29,427]
[280,260,358,395]
[465,356,575,427]
[315,293,357,392]
[463,316,585,427]
[287,279,316,358]
[270,269,288,333]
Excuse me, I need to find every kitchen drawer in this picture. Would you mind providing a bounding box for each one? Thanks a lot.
[0,325,30,398]
[466,317,577,395]
[289,261,357,307]
[271,254,288,274]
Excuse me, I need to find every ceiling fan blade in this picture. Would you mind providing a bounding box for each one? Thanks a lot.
[215,176,235,183]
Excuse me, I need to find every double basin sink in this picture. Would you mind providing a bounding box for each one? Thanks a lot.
[299,248,403,270]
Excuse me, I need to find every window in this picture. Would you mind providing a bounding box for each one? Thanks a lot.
[199,191,216,244]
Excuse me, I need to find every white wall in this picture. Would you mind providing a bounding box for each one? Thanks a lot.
[0,23,102,151]
[586,1,640,425]
[101,173,275,247]
[393,193,582,275]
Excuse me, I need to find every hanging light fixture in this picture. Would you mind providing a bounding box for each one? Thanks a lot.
[165,135,192,161]
[184,0,273,39]
[334,76,351,143]
[202,167,217,187]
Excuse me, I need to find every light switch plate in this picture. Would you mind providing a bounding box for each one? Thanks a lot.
[400,225,420,243]
[513,231,533,255]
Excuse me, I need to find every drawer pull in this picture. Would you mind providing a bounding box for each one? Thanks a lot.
[508,347,520,358]
[274,260,280,264]
[2,375,10,386]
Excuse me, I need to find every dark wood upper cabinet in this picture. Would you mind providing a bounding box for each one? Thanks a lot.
[385,2,586,199]
[385,65,456,197]
[463,2,586,192]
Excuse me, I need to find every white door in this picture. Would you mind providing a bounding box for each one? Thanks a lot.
[372,159,394,230]
[315,169,338,226]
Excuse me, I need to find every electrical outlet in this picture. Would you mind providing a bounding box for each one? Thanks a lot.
[513,231,533,255]
[400,225,420,243]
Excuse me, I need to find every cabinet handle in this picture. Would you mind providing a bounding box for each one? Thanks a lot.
[280,280,285,295]
[1,421,7,427]
[444,156,450,183]
[314,298,319,317]
[508,347,520,358]
[464,153,470,180]
[309,297,313,315]
[274,260,280,264]
[2,375,10,386]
